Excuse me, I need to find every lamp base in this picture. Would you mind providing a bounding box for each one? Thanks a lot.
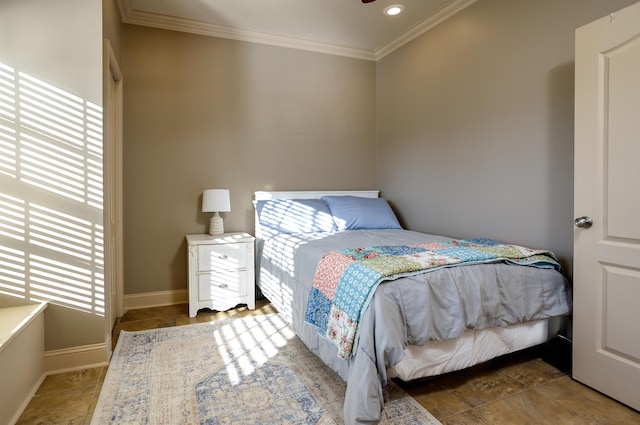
[209,212,224,235]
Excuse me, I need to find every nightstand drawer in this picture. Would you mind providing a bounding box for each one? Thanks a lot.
[197,243,247,272]
[197,271,246,301]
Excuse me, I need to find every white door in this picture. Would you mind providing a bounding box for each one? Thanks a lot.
[573,2,640,411]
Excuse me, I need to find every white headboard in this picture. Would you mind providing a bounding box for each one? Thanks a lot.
[254,190,379,201]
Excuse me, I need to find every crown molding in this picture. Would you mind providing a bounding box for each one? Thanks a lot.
[117,0,375,60]
[118,0,477,62]
[375,0,478,60]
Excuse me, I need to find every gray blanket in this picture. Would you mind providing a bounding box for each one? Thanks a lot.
[257,229,572,424]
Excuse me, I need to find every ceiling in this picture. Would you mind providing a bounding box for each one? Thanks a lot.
[118,0,477,61]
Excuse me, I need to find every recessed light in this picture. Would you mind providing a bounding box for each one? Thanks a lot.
[384,4,405,16]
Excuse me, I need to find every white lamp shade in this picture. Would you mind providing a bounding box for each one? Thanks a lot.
[202,189,231,212]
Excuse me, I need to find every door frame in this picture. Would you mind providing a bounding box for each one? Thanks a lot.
[104,38,124,355]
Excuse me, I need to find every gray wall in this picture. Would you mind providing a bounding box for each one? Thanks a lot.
[376,0,638,275]
[123,0,637,296]
[122,26,377,294]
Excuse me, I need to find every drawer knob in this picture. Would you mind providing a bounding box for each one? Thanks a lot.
[215,254,228,260]
[217,283,228,288]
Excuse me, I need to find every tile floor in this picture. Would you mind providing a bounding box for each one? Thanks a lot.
[15,301,640,424]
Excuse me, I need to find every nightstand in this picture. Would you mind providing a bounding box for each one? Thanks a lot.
[186,232,255,318]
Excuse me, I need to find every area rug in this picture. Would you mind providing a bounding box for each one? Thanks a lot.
[91,313,441,424]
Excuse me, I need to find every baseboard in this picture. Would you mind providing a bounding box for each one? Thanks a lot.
[44,343,109,374]
[7,373,46,425]
[123,289,187,311]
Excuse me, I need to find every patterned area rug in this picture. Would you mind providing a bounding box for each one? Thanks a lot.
[91,314,441,424]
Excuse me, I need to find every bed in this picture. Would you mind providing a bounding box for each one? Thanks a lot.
[253,190,572,425]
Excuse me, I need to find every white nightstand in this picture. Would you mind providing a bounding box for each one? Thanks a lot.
[186,232,255,318]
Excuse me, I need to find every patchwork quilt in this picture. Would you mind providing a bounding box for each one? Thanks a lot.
[304,238,561,359]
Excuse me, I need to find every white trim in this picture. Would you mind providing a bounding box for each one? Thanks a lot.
[44,343,109,374]
[118,5,375,61]
[7,374,46,425]
[116,0,131,21]
[254,190,379,201]
[124,289,188,311]
[104,40,124,318]
[103,37,125,364]
[375,0,479,60]
[117,0,477,61]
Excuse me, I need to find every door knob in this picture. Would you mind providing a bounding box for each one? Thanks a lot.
[574,216,593,228]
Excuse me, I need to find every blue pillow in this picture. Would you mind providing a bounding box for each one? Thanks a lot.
[321,196,402,231]
[256,199,336,238]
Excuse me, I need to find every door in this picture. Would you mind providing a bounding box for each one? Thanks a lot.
[573,2,640,411]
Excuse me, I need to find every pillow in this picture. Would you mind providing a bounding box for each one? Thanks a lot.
[255,198,336,238]
[321,195,402,231]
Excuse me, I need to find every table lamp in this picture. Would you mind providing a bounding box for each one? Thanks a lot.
[202,189,230,235]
